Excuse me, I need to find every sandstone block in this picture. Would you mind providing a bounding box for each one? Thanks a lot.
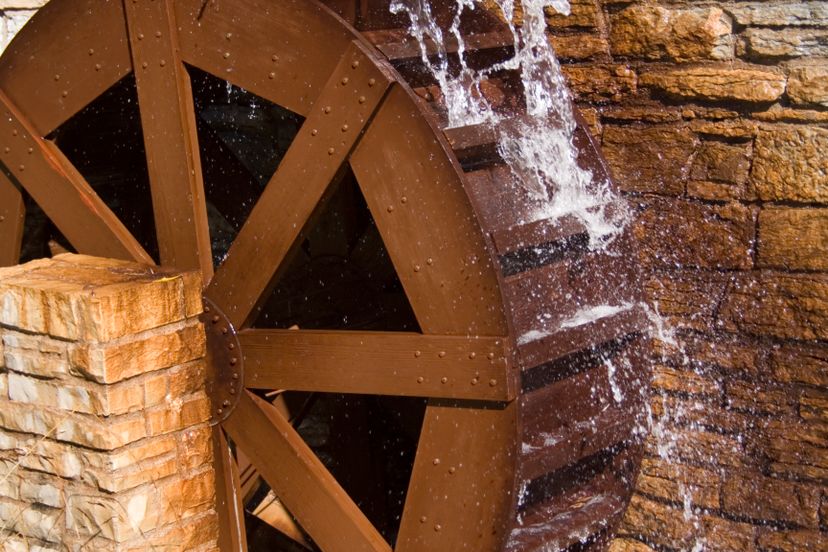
[4,347,69,379]
[562,64,636,102]
[741,28,828,59]
[723,472,820,528]
[690,141,750,185]
[652,365,721,397]
[758,207,828,271]
[751,125,828,202]
[0,430,82,479]
[787,62,828,106]
[602,125,697,194]
[717,272,828,341]
[727,2,828,27]
[85,455,179,494]
[799,389,828,423]
[84,434,177,473]
[176,424,213,472]
[146,393,210,437]
[120,511,219,552]
[69,320,206,384]
[643,271,729,332]
[770,343,828,387]
[550,33,608,61]
[763,420,828,479]
[610,6,733,61]
[0,1,48,8]
[651,394,756,436]
[19,476,63,509]
[639,67,786,102]
[545,0,599,29]
[607,538,656,552]
[633,199,755,270]
[8,372,143,416]
[635,457,720,509]
[754,104,828,124]
[758,529,828,552]
[725,380,792,416]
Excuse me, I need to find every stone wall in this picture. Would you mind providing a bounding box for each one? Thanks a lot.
[0,1,43,53]
[538,0,828,550]
[0,254,218,551]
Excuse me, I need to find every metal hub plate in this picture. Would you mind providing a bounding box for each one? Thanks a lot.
[201,297,243,425]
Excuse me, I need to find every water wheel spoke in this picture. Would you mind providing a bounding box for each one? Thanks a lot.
[0,174,24,266]
[124,0,213,280]
[213,427,248,552]
[222,390,391,552]
[206,41,394,329]
[0,91,152,264]
[239,329,514,401]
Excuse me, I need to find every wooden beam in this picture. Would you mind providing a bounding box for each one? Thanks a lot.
[0,173,23,266]
[124,0,213,280]
[0,90,152,264]
[222,391,390,552]
[213,428,248,552]
[206,42,393,329]
[240,329,515,401]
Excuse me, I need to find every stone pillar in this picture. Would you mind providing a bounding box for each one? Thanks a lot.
[0,254,218,551]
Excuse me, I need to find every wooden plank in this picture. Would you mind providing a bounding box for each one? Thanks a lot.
[0,173,24,266]
[222,391,391,552]
[124,0,213,279]
[174,0,354,118]
[213,428,248,552]
[351,84,506,337]
[0,90,152,264]
[206,42,394,329]
[0,0,132,136]
[239,329,514,401]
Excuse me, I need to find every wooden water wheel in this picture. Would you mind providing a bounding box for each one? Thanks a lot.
[0,1,650,550]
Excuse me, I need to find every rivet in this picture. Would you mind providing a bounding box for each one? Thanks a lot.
[223,52,230,59]
[53,74,60,81]
[212,315,220,323]
[438,351,446,358]
[401,196,407,203]
[160,60,166,67]
[155,31,162,38]
[471,377,479,385]
[204,306,211,313]
[417,376,424,383]
[217,408,223,415]
[387,205,394,213]
[434,524,442,532]
[368,78,376,87]
[489,379,497,387]
[18,164,24,171]
[414,351,421,358]
[225,32,232,40]
[341,77,349,85]
[137,33,144,40]
[221,327,229,334]
[427,258,433,265]
[232,373,239,379]
[469,352,476,359]
[3,147,8,153]
[229,388,236,395]
[328,147,335,155]
[268,72,275,79]
[94,63,102,71]
[311,129,318,136]
[88,48,94,55]
[323,106,331,114]
[61,91,68,97]
[228,343,235,350]
[341,124,349,132]
[271,54,279,62]
[351,60,359,68]
[0,216,4,222]
[142,62,148,69]
[487,352,495,360]
[441,377,448,384]
[448,466,456,474]
[27,147,32,154]
[222,400,230,407]
[358,96,366,104]
[11,130,17,136]
[432,458,440,465]
[420,516,427,523]
[413,265,420,272]
[230,358,238,366]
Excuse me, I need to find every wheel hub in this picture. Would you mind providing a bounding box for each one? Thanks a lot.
[200,297,244,425]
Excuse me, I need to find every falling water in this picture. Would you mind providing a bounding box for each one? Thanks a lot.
[391,1,708,548]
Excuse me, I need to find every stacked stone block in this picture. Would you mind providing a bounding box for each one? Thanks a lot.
[0,254,217,551]
[0,1,44,53]
[523,0,828,549]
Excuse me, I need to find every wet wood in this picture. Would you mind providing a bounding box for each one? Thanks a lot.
[443,123,501,168]
[213,428,248,552]
[174,0,354,118]
[0,173,23,266]
[364,28,514,62]
[0,90,151,264]
[0,0,132,136]
[222,391,391,552]
[240,329,514,401]
[124,0,213,279]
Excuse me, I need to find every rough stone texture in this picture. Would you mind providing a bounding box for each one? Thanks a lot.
[639,67,786,102]
[740,28,828,59]
[751,125,828,203]
[728,2,828,27]
[0,255,217,550]
[609,6,733,62]
[758,207,828,270]
[787,62,828,106]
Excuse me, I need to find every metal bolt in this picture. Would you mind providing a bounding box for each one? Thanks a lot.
[268,72,275,79]
[489,379,497,387]
[427,258,433,265]
[417,376,424,383]
[0,216,4,222]
[230,358,238,366]
[27,147,32,154]
[351,60,359,68]
[469,352,476,359]
[438,351,446,358]
[434,524,442,532]
[228,343,235,350]
[61,91,68,97]
[487,352,495,360]
[448,466,456,474]
[272,54,279,61]
[223,52,230,59]
[387,205,394,213]
[441,377,448,384]
[225,32,232,40]
[341,124,349,132]
[420,516,427,523]
[232,373,239,379]
[142,62,148,69]
[358,96,366,104]
[95,63,102,71]
[88,48,95,55]
[155,31,162,38]
[328,147,335,155]
[432,458,440,465]
[311,129,318,136]
[341,77,349,85]
[471,377,479,385]
[160,60,166,67]
[222,400,230,407]
[229,387,236,395]
[137,33,144,40]
[11,130,17,136]
[368,78,376,87]
[323,106,331,114]
[18,165,24,171]
[221,327,229,334]
[212,315,220,323]
[414,351,421,358]
[3,147,8,153]
[217,408,223,415]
